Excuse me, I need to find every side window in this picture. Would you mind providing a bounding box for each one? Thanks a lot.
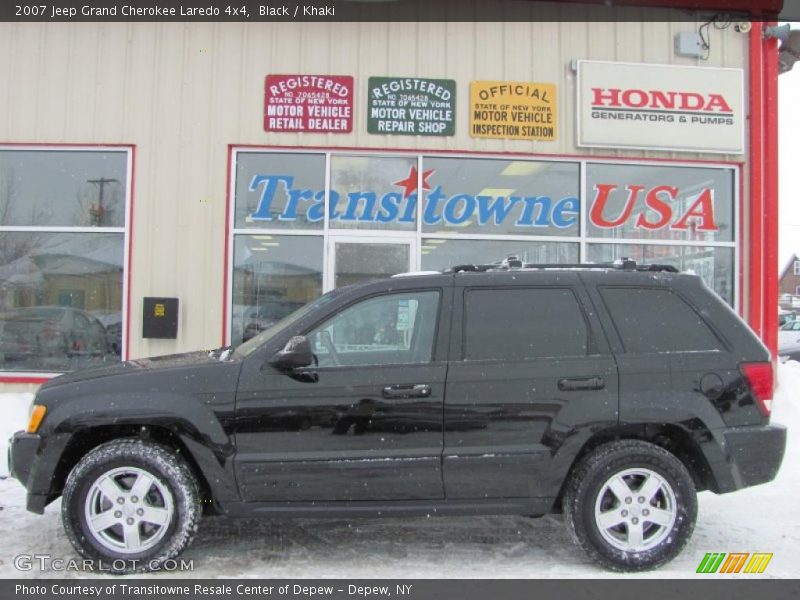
[308,291,440,367]
[464,288,588,361]
[600,287,722,353]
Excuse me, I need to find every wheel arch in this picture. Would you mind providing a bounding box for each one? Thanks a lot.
[50,424,228,514]
[554,423,718,511]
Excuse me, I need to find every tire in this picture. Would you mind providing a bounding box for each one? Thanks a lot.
[61,438,201,574]
[563,439,697,572]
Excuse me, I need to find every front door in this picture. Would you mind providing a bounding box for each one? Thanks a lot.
[234,286,449,502]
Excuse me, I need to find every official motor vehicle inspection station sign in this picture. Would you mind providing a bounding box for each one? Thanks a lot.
[470,81,557,141]
[577,60,744,154]
[264,75,354,133]
[367,77,456,136]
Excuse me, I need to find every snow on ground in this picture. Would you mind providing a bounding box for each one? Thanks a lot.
[0,364,798,579]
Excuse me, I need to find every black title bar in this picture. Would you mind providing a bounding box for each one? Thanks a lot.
[2,0,799,23]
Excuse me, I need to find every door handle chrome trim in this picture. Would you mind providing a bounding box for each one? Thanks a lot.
[382,384,432,399]
[558,377,605,391]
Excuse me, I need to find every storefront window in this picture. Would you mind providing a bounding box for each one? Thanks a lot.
[586,164,735,243]
[228,149,739,344]
[231,235,323,345]
[421,158,580,237]
[234,152,325,230]
[421,238,578,271]
[587,243,734,305]
[0,150,127,227]
[329,155,418,231]
[0,148,129,373]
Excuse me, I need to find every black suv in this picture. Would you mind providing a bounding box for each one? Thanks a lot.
[8,262,787,573]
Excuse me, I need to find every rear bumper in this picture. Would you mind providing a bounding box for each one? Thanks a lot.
[8,429,67,514]
[706,424,787,493]
[724,424,787,489]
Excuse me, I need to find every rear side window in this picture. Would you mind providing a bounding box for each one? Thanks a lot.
[464,288,588,360]
[600,287,722,353]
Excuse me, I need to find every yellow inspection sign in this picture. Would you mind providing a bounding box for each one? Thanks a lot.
[470,81,557,141]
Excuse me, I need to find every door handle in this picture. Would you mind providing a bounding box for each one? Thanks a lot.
[558,377,605,391]
[382,384,432,399]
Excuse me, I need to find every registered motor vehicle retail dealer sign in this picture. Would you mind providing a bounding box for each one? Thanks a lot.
[470,81,557,141]
[264,75,354,133]
[367,77,456,136]
[577,60,744,154]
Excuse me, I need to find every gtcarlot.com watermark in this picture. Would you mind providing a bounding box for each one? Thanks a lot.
[13,553,194,572]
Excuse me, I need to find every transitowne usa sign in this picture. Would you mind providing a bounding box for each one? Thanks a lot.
[577,60,744,154]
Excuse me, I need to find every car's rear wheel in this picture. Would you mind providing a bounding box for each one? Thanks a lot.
[62,439,200,573]
[563,439,697,571]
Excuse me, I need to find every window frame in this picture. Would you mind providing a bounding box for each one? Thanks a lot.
[302,288,443,370]
[0,144,134,381]
[225,146,740,346]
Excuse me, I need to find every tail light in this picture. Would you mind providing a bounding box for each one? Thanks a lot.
[739,362,774,417]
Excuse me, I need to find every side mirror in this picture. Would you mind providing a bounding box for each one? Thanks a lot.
[269,335,313,371]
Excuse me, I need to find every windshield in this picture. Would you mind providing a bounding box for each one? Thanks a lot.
[233,288,343,359]
[781,320,800,331]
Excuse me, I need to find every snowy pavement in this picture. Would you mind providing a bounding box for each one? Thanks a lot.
[0,363,798,579]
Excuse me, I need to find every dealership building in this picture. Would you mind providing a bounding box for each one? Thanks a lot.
[0,1,787,390]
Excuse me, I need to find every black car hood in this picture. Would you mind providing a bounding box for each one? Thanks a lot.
[41,350,228,389]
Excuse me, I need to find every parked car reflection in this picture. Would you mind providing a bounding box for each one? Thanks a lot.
[0,305,113,370]
[242,300,305,341]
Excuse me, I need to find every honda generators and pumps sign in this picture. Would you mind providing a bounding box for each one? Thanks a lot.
[577,60,744,154]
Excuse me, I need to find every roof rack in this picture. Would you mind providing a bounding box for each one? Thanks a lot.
[446,257,679,274]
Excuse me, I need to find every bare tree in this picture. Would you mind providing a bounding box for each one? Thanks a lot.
[0,166,43,265]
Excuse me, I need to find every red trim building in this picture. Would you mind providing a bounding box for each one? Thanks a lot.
[0,1,785,388]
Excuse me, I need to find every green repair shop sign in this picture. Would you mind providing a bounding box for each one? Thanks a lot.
[367,77,456,136]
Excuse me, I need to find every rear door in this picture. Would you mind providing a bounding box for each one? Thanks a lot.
[442,272,619,500]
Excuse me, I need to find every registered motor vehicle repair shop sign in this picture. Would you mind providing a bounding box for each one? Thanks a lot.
[470,80,557,141]
[367,77,456,136]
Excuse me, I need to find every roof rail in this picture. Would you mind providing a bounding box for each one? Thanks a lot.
[446,258,679,274]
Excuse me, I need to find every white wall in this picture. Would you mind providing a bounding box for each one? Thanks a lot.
[0,10,750,387]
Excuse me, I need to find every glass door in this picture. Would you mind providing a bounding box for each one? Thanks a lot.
[327,236,414,290]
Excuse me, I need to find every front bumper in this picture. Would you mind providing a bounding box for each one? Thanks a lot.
[8,429,64,514]
[8,430,40,486]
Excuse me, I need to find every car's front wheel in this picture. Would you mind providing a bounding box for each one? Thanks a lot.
[563,439,697,571]
[62,439,200,573]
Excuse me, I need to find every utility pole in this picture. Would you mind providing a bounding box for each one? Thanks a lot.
[87,177,119,226]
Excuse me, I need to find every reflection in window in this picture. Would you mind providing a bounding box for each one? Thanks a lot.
[0,150,128,227]
[329,155,417,231]
[308,291,439,367]
[586,164,734,243]
[231,235,323,345]
[334,242,410,288]
[234,152,325,230]
[0,233,124,371]
[421,238,578,270]
[586,243,734,306]
[421,158,580,237]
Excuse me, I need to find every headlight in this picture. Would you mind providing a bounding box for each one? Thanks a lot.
[27,404,46,433]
